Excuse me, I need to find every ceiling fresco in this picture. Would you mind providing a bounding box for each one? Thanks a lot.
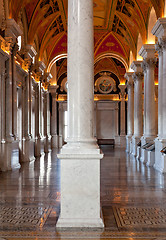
[8,0,164,72]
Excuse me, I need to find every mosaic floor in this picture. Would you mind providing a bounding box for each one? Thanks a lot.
[0,147,166,239]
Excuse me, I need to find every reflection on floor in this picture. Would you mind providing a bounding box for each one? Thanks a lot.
[0,146,166,239]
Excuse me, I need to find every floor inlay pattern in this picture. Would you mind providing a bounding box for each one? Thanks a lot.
[113,207,166,227]
[0,206,52,228]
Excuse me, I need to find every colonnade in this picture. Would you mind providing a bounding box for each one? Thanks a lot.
[126,18,166,173]
[0,18,60,172]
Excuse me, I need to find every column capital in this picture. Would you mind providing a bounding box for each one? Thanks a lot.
[118,84,127,99]
[155,42,163,56]
[142,58,156,71]
[160,37,166,50]
[132,72,144,82]
[130,60,143,73]
[152,17,166,39]
[49,85,59,98]
[124,72,134,87]
[139,44,155,59]
[5,19,22,44]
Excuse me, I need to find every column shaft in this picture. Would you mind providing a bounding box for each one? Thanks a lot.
[157,46,163,138]
[134,76,143,137]
[67,0,94,143]
[127,84,134,135]
[145,60,156,136]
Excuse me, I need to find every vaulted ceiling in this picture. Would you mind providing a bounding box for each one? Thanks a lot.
[9,0,164,70]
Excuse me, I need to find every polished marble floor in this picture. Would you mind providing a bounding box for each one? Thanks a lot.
[0,146,166,239]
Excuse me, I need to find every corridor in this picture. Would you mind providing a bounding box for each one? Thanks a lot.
[0,147,166,239]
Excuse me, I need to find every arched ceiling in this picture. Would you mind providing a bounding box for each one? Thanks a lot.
[9,0,164,69]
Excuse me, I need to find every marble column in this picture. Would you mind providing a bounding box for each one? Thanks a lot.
[12,43,19,140]
[124,72,134,153]
[34,80,41,157]
[24,45,37,139]
[139,45,156,164]
[114,102,120,146]
[119,84,126,147]
[20,45,36,162]
[49,85,59,148]
[131,61,143,157]
[0,53,8,171]
[152,18,166,172]
[56,0,104,228]
[1,18,22,171]
[34,61,46,157]
[43,73,52,153]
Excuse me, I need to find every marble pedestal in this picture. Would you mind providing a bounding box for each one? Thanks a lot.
[56,146,104,228]
[140,137,154,164]
[132,136,140,156]
[35,137,41,157]
[147,150,155,167]
[154,138,166,173]
[59,135,63,148]
[0,140,20,171]
[51,134,59,149]
[20,138,35,162]
[136,146,141,160]
[44,135,51,153]
[126,135,132,153]
[120,136,126,148]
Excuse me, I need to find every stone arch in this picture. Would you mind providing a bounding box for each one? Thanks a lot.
[94,53,128,71]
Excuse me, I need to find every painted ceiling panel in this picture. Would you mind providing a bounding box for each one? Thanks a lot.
[9,0,164,69]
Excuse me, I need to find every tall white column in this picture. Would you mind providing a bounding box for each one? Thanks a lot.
[124,72,134,153]
[139,45,156,138]
[152,18,166,172]
[139,45,157,164]
[20,45,36,162]
[58,102,64,148]
[42,73,52,153]
[131,61,143,156]
[49,85,59,148]
[34,81,41,157]
[57,0,104,228]
[119,84,126,147]
[155,43,163,138]
[114,102,120,145]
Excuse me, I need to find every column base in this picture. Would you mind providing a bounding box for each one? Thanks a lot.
[35,137,41,157]
[154,138,166,173]
[120,135,126,148]
[56,216,104,228]
[44,135,51,153]
[132,136,140,157]
[57,142,104,228]
[114,136,120,147]
[0,140,20,172]
[58,135,63,148]
[146,150,155,167]
[126,135,132,153]
[20,138,35,163]
[51,134,59,149]
[136,146,141,160]
[140,136,155,164]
